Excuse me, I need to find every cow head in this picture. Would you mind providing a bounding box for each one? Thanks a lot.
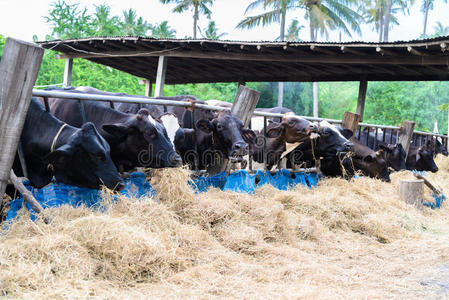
[356,149,391,182]
[264,114,318,143]
[195,110,255,159]
[316,121,354,157]
[44,122,124,190]
[415,144,438,172]
[428,137,448,157]
[379,143,406,171]
[102,109,182,169]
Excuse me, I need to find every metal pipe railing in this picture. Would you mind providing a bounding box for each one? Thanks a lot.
[32,89,447,143]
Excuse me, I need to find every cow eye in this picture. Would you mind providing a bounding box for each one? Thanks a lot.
[288,120,295,126]
[322,130,330,136]
[216,123,223,130]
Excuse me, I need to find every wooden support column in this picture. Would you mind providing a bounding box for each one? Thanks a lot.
[0,38,44,206]
[398,120,415,158]
[144,79,152,97]
[341,111,361,135]
[356,79,368,121]
[154,56,167,97]
[231,85,261,127]
[313,82,318,118]
[63,58,73,87]
[447,107,449,153]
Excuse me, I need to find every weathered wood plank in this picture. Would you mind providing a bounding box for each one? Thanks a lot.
[63,58,73,87]
[231,85,261,128]
[398,120,415,158]
[341,111,361,135]
[356,80,368,121]
[0,38,44,207]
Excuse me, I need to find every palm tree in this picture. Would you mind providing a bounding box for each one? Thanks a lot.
[151,21,177,38]
[431,21,449,37]
[422,0,447,38]
[198,21,227,39]
[281,19,304,41]
[237,0,297,107]
[92,4,121,36]
[159,0,214,38]
[121,9,151,36]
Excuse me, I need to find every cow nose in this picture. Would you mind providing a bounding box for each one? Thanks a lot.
[233,142,249,153]
[308,123,318,133]
[345,141,354,151]
[170,154,182,166]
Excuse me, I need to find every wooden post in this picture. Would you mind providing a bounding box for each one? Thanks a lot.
[356,80,368,121]
[63,58,73,87]
[154,56,167,97]
[447,107,449,153]
[398,120,415,158]
[0,38,44,207]
[144,79,152,97]
[399,179,424,209]
[341,111,361,135]
[231,85,261,128]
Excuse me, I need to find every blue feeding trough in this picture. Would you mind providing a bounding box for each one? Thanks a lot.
[6,172,155,221]
[413,171,445,209]
[5,170,321,222]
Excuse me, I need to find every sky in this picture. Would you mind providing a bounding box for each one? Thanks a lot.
[0,0,448,43]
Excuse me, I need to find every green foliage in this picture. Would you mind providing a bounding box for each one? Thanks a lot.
[151,21,177,38]
[198,21,227,39]
[0,34,5,61]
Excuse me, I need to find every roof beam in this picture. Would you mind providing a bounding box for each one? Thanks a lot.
[376,47,398,56]
[56,49,449,65]
[340,46,366,56]
[310,45,336,55]
[407,46,428,56]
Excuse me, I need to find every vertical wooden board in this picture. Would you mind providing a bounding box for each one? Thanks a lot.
[231,85,261,128]
[0,38,44,201]
[341,111,361,136]
[63,58,73,87]
[398,120,415,157]
[356,80,368,121]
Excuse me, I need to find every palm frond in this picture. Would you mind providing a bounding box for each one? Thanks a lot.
[236,9,281,29]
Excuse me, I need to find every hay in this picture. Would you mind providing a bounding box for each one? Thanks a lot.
[2,157,449,298]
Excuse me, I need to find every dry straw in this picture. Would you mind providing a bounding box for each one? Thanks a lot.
[2,159,449,298]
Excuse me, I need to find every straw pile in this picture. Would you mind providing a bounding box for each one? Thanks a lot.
[2,158,449,299]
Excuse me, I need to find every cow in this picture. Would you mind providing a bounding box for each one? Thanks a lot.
[14,98,124,190]
[350,138,390,182]
[428,137,448,157]
[47,90,182,171]
[406,143,438,172]
[357,128,406,172]
[247,114,318,170]
[206,99,232,108]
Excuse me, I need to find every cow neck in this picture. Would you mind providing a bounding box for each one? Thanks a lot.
[84,101,131,124]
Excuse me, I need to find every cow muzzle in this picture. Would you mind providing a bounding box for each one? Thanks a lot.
[231,141,249,157]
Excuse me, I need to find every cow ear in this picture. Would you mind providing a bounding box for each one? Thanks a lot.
[242,128,256,143]
[341,129,353,139]
[376,149,385,158]
[44,144,74,165]
[363,155,375,163]
[378,144,389,151]
[195,119,213,133]
[102,124,128,140]
[266,123,284,138]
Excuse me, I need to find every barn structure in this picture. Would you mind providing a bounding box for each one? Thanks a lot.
[39,36,449,124]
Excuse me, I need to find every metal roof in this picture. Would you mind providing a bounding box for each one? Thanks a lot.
[39,36,449,84]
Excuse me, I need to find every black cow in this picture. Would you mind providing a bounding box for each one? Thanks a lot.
[357,129,406,172]
[47,92,181,171]
[406,143,438,172]
[428,137,448,157]
[14,98,124,190]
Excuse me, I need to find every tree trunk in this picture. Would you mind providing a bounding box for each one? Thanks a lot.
[383,0,393,42]
[378,5,384,42]
[310,19,318,117]
[193,4,198,39]
[278,8,286,107]
[423,0,430,37]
